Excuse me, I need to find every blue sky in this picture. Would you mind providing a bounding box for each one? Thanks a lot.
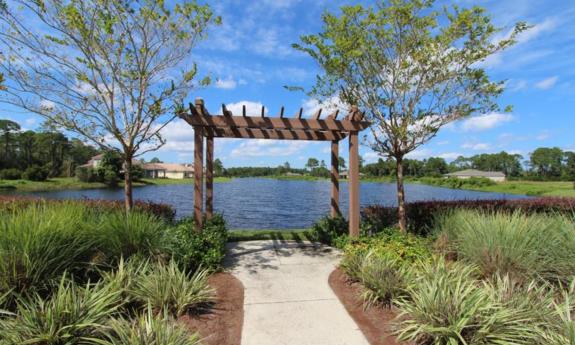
[3,0,575,168]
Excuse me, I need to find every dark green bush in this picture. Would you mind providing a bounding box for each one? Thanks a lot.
[0,168,22,180]
[75,166,99,182]
[164,214,228,272]
[310,215,348,246]
[22,165,49,181]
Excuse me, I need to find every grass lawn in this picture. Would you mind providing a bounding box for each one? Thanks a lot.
[440,180,575,197]
[0,176,233,193]
[228,229,314,242]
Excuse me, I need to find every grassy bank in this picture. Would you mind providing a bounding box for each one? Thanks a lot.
[415,177,575,197]
[228,229,313,242]
[0,177,231,192]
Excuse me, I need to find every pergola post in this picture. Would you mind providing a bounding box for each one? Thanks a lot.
[193,99,205,231]
[348,131,360,237]
[205,136,214,219]
[330,140,340,217]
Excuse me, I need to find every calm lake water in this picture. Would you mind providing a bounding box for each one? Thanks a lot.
[7,178,530,230]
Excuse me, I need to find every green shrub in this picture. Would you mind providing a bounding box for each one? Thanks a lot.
[342,231,432,267]
[129,260,214,317]
[310,215,348,246]
[0,168,22,180]
[435,210,575,283]
[22,165,49,181]
[97,211,168,265]
[164,215,228,272]
[0,276,121,344]
[75,166,99,182]
[0,203,96,300]
[396,258,540,344]
[97,307,201,345]
[358,251,410,308]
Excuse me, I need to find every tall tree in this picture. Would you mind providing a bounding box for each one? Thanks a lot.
[0,119,20,167]
[0,0,218,210]
[306,158,319,170]
[295,0,525,232]
[530,147,564,179]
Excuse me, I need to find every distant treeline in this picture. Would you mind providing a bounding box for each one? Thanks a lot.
[363,149,575,181]
[222,149,575,182]
[0,119,98,181]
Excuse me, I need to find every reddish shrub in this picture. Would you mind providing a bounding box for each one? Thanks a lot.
[0,196,175,222]
[362,198,575,236]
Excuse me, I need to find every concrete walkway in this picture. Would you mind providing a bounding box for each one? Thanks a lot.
[225,240,369,345]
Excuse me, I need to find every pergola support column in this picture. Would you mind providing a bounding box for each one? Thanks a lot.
[348,131,360,237]
[205,136,214,219]
[193,99,205,231]
[330,140,340,217]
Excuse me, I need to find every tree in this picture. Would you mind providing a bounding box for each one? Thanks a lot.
[295,0,525,232]
[338,156,346,170]
[423,157,447,177]
[306,158,319,171]
[0,119,20,167]
[563,151,575,182]
[214,158,224,176]
[150,157,163,164]
[0,1,218,210]
[530,147,564,180]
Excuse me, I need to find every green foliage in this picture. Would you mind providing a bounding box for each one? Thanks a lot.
[420,176,496,189]
[0,168,22,180]
[396,258,540,344]
[96,211,168,265]
[0,203,96,299]
[357,251,410,308]
[164,214,228,272]
[97,306,201,345]
[435,210,575,283]
[310,215,348,246]
[75,165,99,182]
[0,276,122,344]
[129,260,214,317]
[22,165,49,181]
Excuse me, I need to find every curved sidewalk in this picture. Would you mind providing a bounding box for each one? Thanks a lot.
[225,240,369,345]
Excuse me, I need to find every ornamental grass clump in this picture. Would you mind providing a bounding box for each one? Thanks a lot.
[0,276,122,344]
[130,260,215,317]
[359,251,410,308]
[97,306,201,345]
[0,203,96,300]
[435,210,575,283]
[395,259,540,344]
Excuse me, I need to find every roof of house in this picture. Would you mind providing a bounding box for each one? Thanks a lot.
[142,163,194,172]
[445,169,506,177]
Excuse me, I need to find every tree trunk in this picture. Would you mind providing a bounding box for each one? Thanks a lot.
[395,155,407,233]
[124,156,133,212]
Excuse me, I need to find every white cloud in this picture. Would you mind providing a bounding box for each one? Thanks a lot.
[436,140,449,146]
[516,17,558,44]
[39,99,56,111]
[508,79,528,92]
[437,152,464,161]
[302,96,349,118]
[230,139,308,157]
[225,101,266,116]
[535,76,559,90]
[215,78,238,89]
[363,151,381,163]
[406,148,432,159]
[462,142,491,150]
[535,131,550,140]
[460,113,514,132]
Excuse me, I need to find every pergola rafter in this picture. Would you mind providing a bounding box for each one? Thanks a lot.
[178,98,370,236]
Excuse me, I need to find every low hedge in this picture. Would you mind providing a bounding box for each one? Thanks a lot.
[362,198,575,235]
[0,196,176,222]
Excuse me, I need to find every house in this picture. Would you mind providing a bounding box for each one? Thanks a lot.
[339,170,365,179]
[444,169,506,182]
[142,163,194,179]
[79,154,104,169]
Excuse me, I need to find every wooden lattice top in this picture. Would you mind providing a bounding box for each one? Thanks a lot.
[178,98,370,141]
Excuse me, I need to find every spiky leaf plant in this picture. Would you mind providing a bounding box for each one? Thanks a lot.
[359,251,410,308]
[130,260,214,317]
[0,276,121,344]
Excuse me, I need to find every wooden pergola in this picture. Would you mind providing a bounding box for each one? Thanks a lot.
[178,98,370,236]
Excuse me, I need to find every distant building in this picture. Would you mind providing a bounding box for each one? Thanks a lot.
[79,154,104,169]
[142,163,194,179]
[339,170,365,179]
[444,169,506,182]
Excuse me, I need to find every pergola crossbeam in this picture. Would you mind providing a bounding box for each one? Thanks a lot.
[183,98,369,237]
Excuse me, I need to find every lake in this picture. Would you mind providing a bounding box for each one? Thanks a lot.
[10,178,531,229]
